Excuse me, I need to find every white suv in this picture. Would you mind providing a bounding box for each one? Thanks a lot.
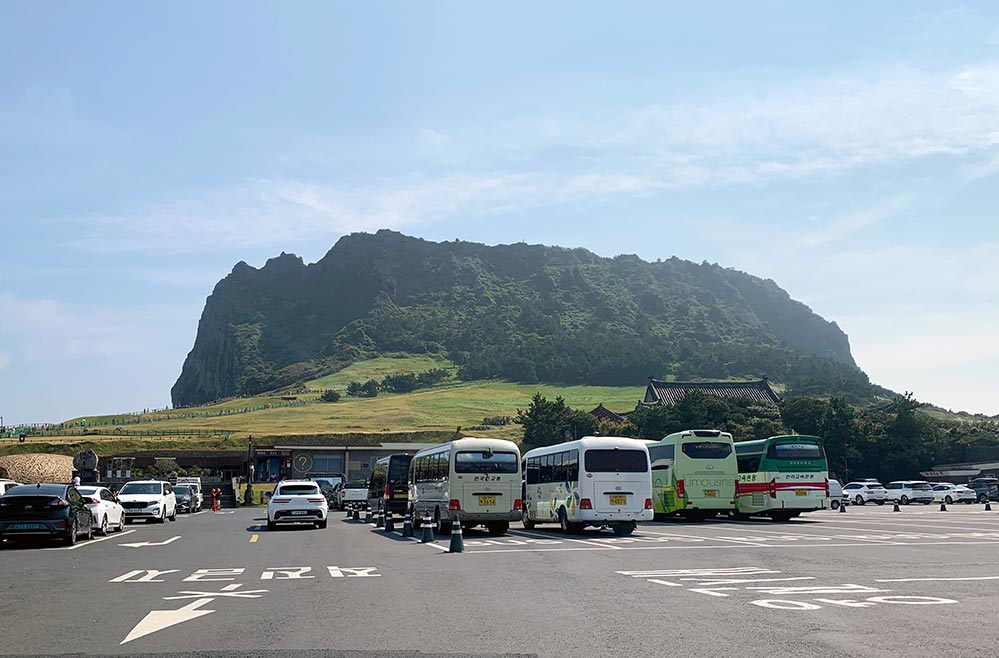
[842,481,888,505]
[0,479,22,496]
[885,480,935,505]
[267,480,328,530]
[118,480,177,523]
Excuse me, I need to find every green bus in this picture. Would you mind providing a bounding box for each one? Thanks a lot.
[734,435,830,522]
[645,429,739,520]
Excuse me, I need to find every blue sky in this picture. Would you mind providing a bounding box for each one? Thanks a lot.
[2,2,998,423]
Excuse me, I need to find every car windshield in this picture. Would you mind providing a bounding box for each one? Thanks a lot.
[174,486,191,495]
[120,483,162,495]
[933,485,950,491]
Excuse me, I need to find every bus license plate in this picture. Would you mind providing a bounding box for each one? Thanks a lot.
[704,490,718,498]
[609,495,627,506]
[795,489,807,496]
[478,496,496,507]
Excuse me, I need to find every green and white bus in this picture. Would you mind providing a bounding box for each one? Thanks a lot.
[645,429,739,520]
[734,435,830,521]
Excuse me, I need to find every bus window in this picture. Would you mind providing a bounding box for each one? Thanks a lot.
[566,450,579,481]
[648,444,675,465]
[681,442,733,459]
[526,457,540,484]
[584,449,648,473]
[736,453,762,473]
[767,443,825,460]
[455,451,518,473]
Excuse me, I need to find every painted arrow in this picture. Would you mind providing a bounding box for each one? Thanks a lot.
[120,597,215,644]
[119,535,181,548]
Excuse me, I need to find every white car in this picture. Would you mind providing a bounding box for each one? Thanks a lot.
[885,480,935,505]
[337,480,370,509]
[932,483,977,505]
[117,480,177,524]
[842,481,888,505]
[267,480,328,530]
[0,479,22,496]
[77,485,126,535]
[828,479,844,509]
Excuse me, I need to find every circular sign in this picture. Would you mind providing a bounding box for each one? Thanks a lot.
[294,454,314,473]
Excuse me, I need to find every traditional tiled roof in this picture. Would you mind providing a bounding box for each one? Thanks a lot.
[590,404,628,423]
[642,378,781,407]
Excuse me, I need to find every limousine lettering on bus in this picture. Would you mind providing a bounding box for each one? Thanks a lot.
[686,478,731,489]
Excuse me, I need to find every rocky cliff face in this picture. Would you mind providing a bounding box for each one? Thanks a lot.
[171,230,862,407]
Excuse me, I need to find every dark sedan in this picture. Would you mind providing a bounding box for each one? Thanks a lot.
[0,483,94,546]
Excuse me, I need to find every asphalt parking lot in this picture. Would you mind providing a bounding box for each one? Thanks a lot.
[3,504,999,657]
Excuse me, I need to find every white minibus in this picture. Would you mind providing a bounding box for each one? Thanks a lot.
[522,436,653,536]
[408,437,522,536]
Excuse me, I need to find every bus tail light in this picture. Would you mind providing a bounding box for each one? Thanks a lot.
[644,498,653,510]
[384,484,391,501]
[769,479,777,498]
[448,499,461,511]
[824,478,830,498]
[513,499,522,511]
[676,479,685,499]
[580,498,592,510]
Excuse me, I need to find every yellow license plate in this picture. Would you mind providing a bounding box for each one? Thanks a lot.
[609,495,627,506]
[795,489,807,496]
[704,490,718,498]
[478,496,496,506]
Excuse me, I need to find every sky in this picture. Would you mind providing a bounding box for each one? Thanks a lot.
[1,2,998,424]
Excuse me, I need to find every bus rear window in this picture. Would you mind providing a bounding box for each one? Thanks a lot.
[767,443,824,460]
[584,449,648,473]
[681,442,732,459]
[388,457,412,482]
[455,451,519,474]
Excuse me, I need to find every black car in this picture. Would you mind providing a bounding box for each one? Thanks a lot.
[174,485,194,513]
[968,478,999,503]
[0,483,94,546]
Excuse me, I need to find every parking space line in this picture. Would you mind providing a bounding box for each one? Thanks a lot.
[637,528,769,547]
[507,528,626,548]
[805,518,999,533]
[460,539,999,554]
[876,576,999,582]
[249,534,258,543]
[45,529,138,551]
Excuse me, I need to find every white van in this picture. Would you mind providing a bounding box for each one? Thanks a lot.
[522,436,654,536]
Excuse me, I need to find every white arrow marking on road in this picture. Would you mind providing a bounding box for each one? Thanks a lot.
[120,597,215,644]
[119,535,181,548]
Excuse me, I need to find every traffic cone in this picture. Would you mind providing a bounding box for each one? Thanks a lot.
[375,507,383,526]
[352,505,360,521]
[893,501,900,512]
[420,510,434,543]
[839,501,846,513]
[384,509,395,532]
[448,515,464,553]
[402,509,414,538]
[940,501,947,511]
[364,506,372,524]
[345,504,353,519]
[986,501,993,511]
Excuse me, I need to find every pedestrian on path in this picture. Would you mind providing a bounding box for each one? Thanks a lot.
[210,487,220,512]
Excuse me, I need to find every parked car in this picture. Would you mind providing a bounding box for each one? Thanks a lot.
[267,480,328,530]
[175,477,203,511]
[828,479,844,509]
[967,478,999,503]
[885,480,935,505]
[0,483,94,546]
[0,479,23,496]
[931,483,977,505]
[842,481,888,505]
[337,480,370,509]
[173,484,197,513]
[117,480,177,524]
[77,485,125,534]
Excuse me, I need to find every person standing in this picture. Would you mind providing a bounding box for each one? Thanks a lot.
[210,487,219,512]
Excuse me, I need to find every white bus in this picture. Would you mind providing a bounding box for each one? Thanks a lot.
[408,437,522,536]
[522,436,654,536]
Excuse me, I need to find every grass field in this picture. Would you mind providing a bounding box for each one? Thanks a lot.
[305,353,456,390]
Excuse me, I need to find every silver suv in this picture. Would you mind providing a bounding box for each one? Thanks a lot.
[842,481,888,505]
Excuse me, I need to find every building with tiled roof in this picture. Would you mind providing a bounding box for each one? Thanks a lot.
[640,377,781,408]
[589,403,629,423]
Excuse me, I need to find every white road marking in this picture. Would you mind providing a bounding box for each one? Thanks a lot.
[876,576,999,582]
[507,528,625,549]
[120,598,215,645]
[46,529,138,551]
[637,528,768,547]
[119,535,181,548]
[163,583,268,600]
[459,540,999,554]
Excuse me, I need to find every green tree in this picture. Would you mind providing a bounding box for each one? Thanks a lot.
[320,389,341,403]
[515,393,597,450]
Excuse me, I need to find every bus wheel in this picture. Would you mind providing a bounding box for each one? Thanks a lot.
[521,510,536,530]
[558,508,582,535]
[612,522,636,536]
[769,511,794,522]
[486,522,509,536]
[830,500,840,510]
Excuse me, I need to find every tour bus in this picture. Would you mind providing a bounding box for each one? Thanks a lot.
[644,429,739,520]
[522,436,654,536]
[367,454,413,516]
[734,435,830,521]
[408,438,522,536]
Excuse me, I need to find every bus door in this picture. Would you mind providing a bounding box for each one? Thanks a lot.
[648,443,677,514]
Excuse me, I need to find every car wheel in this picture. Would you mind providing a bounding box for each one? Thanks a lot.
[830,500,840,510]
[899,495,908,505]
[116,515,125,532]
[63,520,77,546]
[558,508,582,535]
[980,494,989,503]
[170,507,177,522]
[124,518,133,525]
[83,518,93,541]
[855,495,865,506]
[99,515,109,536]
[945,495,953,505]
